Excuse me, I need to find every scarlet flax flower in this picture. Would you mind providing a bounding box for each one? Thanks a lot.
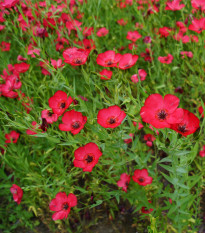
[117,54,139,70]
[132,169,153,186]
[141,201,154,214]
[126,31,142,42]
[140,94,184,129]
[63,47,89,66]
[191,0,205,11]
[96,50,122,67]
[124,133,134,144]
[14,63,30,73]
[198,104,204,117]
[165,0,185,11]
[0,41,10,51]
[41,110,58,124]
[158,54,174,64]
[59,110,87,135]
[96,27,109,37]
[199,146,205,157]
[5,131,20,143]
[97,105,126,128]
[73,143,102,172]
[170,109,200,136]
[131,69,147,83]
[10,184,23,205]
[117,173,130,192]
[99,69,113,80]
[49,192,77,221]
[188,18,205,33]
[144,134,156,147]
[48,90,73,116]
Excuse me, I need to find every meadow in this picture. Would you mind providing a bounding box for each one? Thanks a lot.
[0,0,205,232]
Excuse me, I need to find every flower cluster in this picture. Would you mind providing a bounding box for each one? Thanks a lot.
[140,94,200,136]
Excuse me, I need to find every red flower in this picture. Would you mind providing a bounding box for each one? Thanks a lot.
[191,0,205,12]
[131,69,147,83]
[82,39,96,52]
[165,0,185,11]
[118,54,139,70]
[51,59,64,69]
[133,121,144,130]
[198,105,204,117]
[49,192,77,221]
[0,25,5,31]
[141,201,154,214]
[188,18,205,33]
[117,173,130,192]
[10,184,23,205]
[158,27,172,38]
[180,51,193,58]
[96,27,109,37]
[0,41,10,51]
[26,121,38,135]
[126,31,142,42]
[124,133,134,144]
[73,142,102,172]
[199,146,205,157]
[117,19,128,26]
[132,169,153,186]
[128,43,138,50]
[140,48,153,62]
[174,32,190,43]
[14,63,30,73]
[170,109,200,136]
[2,0,19,8]
[41,110,58,124]
[83,27,94,37]
[63,47,89,66]
[99,69,113,80]
[140,94,184,129]
[1,79,18,98]
[143,36,152,44]
[96,50,122,67]
[59,110,87,135]
[97,105,126,128]
[48,90,73,116]
[5,131,20,143]
[176,21,187,33]
[144,134,156,147]
[158,54,173,64]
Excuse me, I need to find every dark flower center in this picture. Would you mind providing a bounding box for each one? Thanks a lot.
[72,121,81,129]
[85,154,94,163]
[106,60,113,66]
[198,28,202,31]
[125,181,129,186]
[123,63,131,68]
[138,177,144,183]
[109,118,116,124]
[157,110,168,120]
[62,202,69,210]
[61,102,66,108]
[74,58,82,64]
[48,111,53,116]
[177,124,187,133]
